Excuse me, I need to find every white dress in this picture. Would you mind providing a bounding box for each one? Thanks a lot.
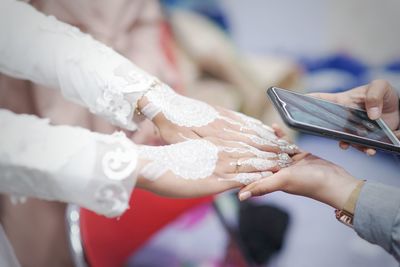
[0,1,176,265]
[0,0,162,217]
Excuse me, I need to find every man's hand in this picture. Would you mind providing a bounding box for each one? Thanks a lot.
[238,152,359,210]
[309,80,399,155]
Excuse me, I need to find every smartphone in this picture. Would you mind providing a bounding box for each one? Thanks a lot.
[267,86,400,154]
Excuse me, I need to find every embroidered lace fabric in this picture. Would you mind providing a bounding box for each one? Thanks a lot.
[0,0,161,131]
[139,139,219,180]
[0,110,138,217]
[139,138,293,185]
[142,84,220,127]
[223,172,273,185]
[239,158,277,171]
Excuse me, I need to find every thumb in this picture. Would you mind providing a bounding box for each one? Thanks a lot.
[365,80,391,120]
[238,172,285,201]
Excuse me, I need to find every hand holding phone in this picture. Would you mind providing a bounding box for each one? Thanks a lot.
[307,80,400,154]
[267,86,400,154]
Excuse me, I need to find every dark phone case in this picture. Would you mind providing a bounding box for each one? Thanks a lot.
[267,87,400,154]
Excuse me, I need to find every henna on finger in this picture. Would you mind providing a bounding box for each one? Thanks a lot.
[229,158,278,173]
[219,171,273,185]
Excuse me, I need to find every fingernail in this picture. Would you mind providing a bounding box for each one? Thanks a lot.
[369,107,381,120]
[366,149,376,156]
[239,191,251,201]
[339,144,349,150]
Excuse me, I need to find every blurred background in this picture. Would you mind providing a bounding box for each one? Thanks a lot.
[125,1,400,266]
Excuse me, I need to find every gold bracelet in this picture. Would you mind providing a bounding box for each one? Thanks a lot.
[335,180,366,228]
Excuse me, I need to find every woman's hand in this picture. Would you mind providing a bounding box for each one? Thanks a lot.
[309,80,399,155]
[138,84,299,155]
[238,152,359,210]
[135,138,293,198]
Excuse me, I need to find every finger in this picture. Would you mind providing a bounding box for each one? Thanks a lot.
[272,123,286,138]
[149,174,242,198]
[219,148,260,159]
[310,86,367,108]
[231,110,275,133]
[273,139,300,155]
[228,120,277,141]
[291,151,311,161]
[238,173,285,200]
[229,158,280,173]
[209,175,243,193]
[221,118,261,137]
[161,125,201,143]
[220,128,281,153]
[219,108,277,136]
[365,80,392,120]
[339,141,350,150]
[217,140,278,159]
[220,127,299,155]
[394,130,400,139]
[219,114,278,142]
[348,143,376,156]
[364,148,376,156]
[219,171,273,185]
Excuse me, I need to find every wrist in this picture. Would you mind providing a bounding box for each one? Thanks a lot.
[135,154,152,189]
[334,179,365,227]
[318,174,360,210]
[333,179,360,210]
[137,95,150,112]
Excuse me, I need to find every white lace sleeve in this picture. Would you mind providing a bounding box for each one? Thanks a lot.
[0,0,160,130]
[0,109,138,217]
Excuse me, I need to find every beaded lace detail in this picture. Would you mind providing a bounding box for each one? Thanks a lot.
[38,15,160,130]
[139,139,219,180]
[142,84,219,127]
[222,172,273,185]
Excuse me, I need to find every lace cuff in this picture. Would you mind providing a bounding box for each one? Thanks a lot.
[58,132,138,217]
[0,109,138,217]
[93,63,163,130]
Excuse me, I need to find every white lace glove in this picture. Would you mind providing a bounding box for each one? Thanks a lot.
[137,84,298,154]
[136,138,293,198]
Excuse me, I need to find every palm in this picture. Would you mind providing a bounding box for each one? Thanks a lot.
[240,152,358,209]
[278,153,346,195]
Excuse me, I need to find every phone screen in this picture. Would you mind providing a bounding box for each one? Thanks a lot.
[272,88,400,146]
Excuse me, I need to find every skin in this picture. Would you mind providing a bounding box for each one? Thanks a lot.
[238,152,359,210]
[135,140,282,198]
[133,89,295,201]
[309,79,400,155]
[138,96,283,153]
[137,172,242,198]
[238,80,399,208]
